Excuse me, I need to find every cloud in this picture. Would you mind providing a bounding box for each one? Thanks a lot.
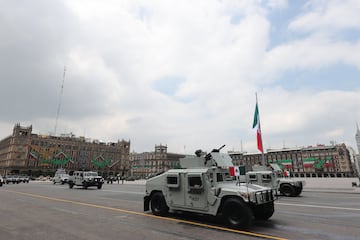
[0,0,359,155]
[266,0,288,10]
[289,0,360,34]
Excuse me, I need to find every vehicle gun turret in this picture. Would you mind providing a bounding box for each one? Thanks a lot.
[180,144,233,169]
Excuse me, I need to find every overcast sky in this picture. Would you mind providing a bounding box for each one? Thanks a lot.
[1,0,360,154]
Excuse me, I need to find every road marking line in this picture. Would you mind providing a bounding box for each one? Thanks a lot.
[102,189,144,195]
[3,189,287,240]
[276,202,360,211]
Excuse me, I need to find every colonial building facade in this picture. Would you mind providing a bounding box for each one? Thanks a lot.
[229,143,355,178]
[0,124,130,177]
[130,144,185,178]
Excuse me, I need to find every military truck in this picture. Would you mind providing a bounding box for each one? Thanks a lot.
[144,145,275,227]
[68,170,104,189]
[53,168,70,185]
[244,164,305,197]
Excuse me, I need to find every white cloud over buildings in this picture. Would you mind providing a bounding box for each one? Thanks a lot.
[0,0,359,154]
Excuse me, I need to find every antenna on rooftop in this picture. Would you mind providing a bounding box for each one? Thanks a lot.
[54,65,66,136]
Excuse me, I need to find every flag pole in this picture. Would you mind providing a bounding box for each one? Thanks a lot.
[255,93,265,166]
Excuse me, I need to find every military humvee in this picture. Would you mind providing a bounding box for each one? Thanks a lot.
[144,145,275,227]
[68,170,104,189]
[244,164,305,197]
[53,168,69,185]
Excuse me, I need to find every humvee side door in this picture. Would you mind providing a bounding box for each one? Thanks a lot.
[184,173,208,210]
[74,172,83,185]
[166,173,185,207]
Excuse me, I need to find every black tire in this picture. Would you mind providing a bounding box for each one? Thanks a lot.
[294,186,302,196]
[253,202,274,220]
[97,184,103,189]
[83,183,88,189]
[280,184,295,197]
[69,182,74,189]
[53,181,56,184]
[221,198,253,227]
[150,192,169,216]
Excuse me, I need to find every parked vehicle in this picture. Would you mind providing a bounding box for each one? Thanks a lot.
[5,175,21,184]
[19,175,30,183]
[144,145,275,228]
[0,175,4,186]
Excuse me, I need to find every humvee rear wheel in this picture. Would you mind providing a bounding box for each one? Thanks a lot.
[150,192,169,216]
[69,182,74,189]
[280,184,295,197]
[222,198,253,227]
[97,184,102,189]
[253,202,274,220]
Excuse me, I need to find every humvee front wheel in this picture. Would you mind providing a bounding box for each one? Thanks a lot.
[253,202,274,220]
[280,184,295,197]
[221,198,253,227]
[69,182,74,189]
[150,192,169,216]
[294,186,302,196]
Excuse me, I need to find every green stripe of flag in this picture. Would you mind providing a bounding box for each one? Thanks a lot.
[252,103,259,128]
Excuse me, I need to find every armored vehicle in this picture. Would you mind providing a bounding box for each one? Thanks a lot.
[68,171,104,189]
[244,164,304,197]
[144,145,275,227]
[53,168,70,185]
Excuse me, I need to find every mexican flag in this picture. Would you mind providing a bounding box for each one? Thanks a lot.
[252,102,263,152]
[229,166,240,176]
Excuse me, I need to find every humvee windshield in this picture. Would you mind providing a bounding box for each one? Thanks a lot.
[262,174,272,182]
[216,172,233,182]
